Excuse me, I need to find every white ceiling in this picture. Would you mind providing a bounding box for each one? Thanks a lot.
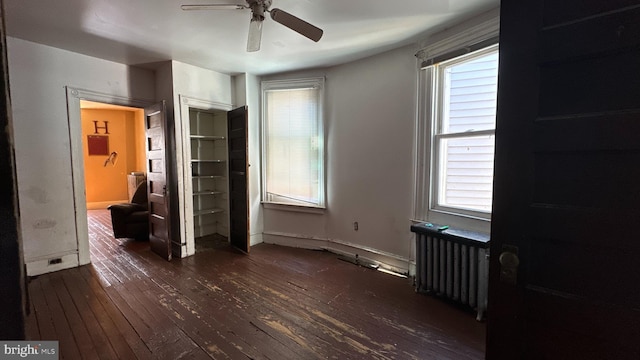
[4,0,498,76]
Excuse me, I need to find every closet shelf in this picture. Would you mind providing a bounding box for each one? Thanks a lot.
[190,135,225,140]
[194,208,225,216]
[192,175,226,179]
[191,159,225,163]
[193,190,223,196]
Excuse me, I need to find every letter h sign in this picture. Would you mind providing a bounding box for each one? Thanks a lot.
[93,121,109,134]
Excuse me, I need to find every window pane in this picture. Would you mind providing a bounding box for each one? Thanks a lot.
[265,87,321,206]
[442,51,499,134]
[438,134,494,212]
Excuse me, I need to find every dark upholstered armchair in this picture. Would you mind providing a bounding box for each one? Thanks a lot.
[108,182,149,240]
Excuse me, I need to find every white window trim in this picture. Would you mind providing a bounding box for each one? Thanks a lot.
[413,15,499,233]
[431,45,498,220]
[260,77,326,210]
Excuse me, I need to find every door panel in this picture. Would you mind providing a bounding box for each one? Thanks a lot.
[145,101,172,261]
[541,0,640,28]
[487,1,640,358]
[227,106,249,253]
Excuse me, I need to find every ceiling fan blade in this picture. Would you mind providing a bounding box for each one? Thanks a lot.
[269,8,323,42]
[181,4,247,11]
[247,18,263,52]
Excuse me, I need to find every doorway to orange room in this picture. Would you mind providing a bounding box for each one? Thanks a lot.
[66,87,158,268]
[79,100,147,262]
[81,101,146,210]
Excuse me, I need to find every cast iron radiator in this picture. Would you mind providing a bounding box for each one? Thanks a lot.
[410,223,490,321]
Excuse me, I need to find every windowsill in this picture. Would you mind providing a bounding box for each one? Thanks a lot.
[262,202,326,214]
[421,208,491,234]
[430,206,491,222]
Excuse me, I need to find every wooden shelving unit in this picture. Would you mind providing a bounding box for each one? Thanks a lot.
[188,109,229,239]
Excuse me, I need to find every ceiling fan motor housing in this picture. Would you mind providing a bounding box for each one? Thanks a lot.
[247,0,271,20]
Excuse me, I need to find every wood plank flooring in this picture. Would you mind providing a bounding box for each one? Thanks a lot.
[25,209,486,359]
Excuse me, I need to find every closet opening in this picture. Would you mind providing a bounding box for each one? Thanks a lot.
[180,98,249,256]
[187,108,231,252]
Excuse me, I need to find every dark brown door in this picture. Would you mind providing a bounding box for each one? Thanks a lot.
[227,106,249,253]
[487,1,640,359]
[0,15,27,338]
[145,102,172,261]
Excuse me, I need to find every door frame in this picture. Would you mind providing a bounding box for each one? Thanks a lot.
[66,86,153,266]
[178,95,233,257]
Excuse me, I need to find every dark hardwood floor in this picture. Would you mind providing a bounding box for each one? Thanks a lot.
[24,209,486,359]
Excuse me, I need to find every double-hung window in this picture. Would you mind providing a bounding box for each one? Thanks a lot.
[428,44,499,220]
[261,78,325,208]
[433,45,498,216]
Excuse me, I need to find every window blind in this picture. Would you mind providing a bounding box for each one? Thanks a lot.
[264,87,321,206]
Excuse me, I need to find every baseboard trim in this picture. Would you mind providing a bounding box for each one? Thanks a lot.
[26,253,79,276]
[250,233,264,247]
[407,260,417,277]
[262,231,411,275]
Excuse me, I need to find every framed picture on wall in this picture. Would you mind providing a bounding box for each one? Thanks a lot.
[87,135,109,156]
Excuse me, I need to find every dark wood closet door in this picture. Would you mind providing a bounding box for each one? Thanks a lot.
[227,106,249,253]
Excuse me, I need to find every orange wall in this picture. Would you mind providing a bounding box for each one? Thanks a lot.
[82,109,145,205]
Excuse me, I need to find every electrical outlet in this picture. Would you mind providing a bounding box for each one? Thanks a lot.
[353,221,359,231]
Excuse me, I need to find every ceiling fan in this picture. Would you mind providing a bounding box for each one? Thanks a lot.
[181,0,324,52]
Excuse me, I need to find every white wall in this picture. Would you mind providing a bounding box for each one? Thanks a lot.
[262,45,418,272]
[172,61,233,106]
[7,37,156,275]
[261,11,499,272]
